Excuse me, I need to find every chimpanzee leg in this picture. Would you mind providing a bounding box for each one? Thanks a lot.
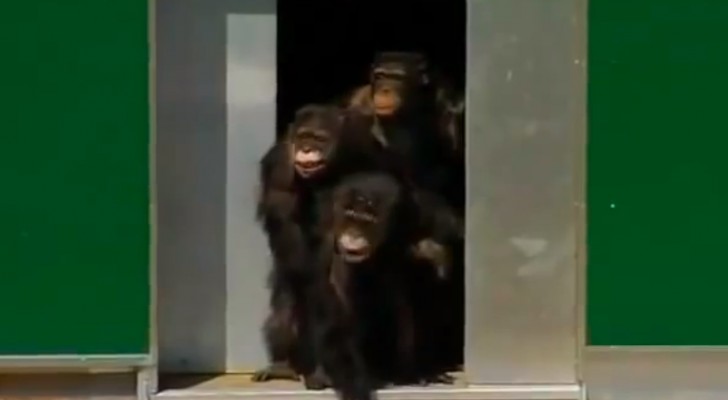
[252,277,301,382]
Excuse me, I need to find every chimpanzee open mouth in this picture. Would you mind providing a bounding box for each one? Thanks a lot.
[339,247,371,263]
[374,104,397,116]
[337,232,372,263]
[294,160,326,176]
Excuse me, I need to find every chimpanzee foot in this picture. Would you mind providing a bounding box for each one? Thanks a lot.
[303,367,332,390]
[417,372,456,386]
[251,362,301,382]
[377,380,396,389]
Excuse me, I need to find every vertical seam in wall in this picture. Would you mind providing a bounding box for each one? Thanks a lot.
[147,0,159,387]
[574,0,589,385]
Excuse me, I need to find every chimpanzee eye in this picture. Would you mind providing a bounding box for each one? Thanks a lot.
[296,129,314,139]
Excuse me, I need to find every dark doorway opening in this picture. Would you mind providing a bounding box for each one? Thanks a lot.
[277,0,466,130]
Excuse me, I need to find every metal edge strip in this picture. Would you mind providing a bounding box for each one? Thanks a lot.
[143,0,160,398]
[588,345,728,352]
[156,385,582,400]
[0,354,152,369]
[572,0,588,385]
[146,0,160,389]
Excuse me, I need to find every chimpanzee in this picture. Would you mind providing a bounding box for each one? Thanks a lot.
[305,172,459,400]
[343,53,466,370]
[313,106,464,281]
[253,104,351,386]
[306,172,418,400]
[431,88,466,370]
[253,100,464,388]
[343,52,454,196]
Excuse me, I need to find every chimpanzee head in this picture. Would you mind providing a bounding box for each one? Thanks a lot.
[331,173,404,263]
[368,52,430,118]
[286,104,345,179]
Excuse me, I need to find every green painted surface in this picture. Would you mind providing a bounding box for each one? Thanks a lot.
[0,1,150,354]
[588,0,728,345]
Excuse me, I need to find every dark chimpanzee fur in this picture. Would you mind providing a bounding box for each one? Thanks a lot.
[342,52,467,370]
[253,104,355,387]
[343,52,455,196]
[434,86,465,217]
[340,97,463,277]
[253,101,462,389]
[306,172,419,400]
[436,88,465,164]
[431,86,466,371]
[303,172,461,400]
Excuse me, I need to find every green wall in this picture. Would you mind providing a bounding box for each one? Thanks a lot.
[588,0,728,345]
[0,1,150,354]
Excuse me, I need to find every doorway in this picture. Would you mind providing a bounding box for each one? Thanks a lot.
[155,0,466,391]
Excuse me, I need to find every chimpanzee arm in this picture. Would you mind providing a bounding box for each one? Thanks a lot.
[413,189,464,243]
[409,189,463,280]
[256,143,310,273]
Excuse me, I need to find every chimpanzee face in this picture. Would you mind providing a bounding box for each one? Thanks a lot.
[288,105,344,179]
[332,174,401,263]
[369,53,430,118]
